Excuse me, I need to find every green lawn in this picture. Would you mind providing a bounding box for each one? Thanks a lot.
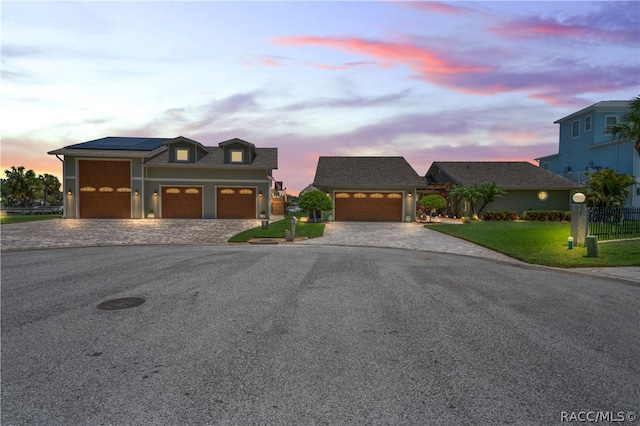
[0,214,62,224]
[228,213,325,242]
[425,221,640,267]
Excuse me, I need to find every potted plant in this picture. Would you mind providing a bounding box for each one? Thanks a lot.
[147,209,155,219]
[259,210,266,219]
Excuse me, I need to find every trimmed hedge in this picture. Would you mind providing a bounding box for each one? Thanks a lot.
[521,210,571,221]
[482,211,519,221]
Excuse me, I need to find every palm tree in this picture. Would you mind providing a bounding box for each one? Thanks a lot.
[448,185,481,216]
[476,182,507,215]
[584,168,637,207]
[607,95,640,157]
[39,173,60,206]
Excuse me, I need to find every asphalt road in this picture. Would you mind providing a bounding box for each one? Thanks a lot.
[2,245,638,425]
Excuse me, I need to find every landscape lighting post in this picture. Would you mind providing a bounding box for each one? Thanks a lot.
[570,192,588,246]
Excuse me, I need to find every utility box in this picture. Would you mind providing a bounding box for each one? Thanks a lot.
[585,235,599,258]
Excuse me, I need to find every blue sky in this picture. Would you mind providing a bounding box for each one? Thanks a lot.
[2,1,638,194]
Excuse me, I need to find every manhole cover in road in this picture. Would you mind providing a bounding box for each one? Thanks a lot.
[97,297,145,310]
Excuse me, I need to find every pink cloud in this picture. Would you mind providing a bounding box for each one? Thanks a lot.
[275,33,638,106]
[488,4,639,45]
[303,62,348,70]
[401,1,463,16]
[275,35,492,76]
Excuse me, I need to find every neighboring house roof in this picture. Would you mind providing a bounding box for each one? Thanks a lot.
[554,100,630,124]
[426,162,582,189]
[313,156,426,188]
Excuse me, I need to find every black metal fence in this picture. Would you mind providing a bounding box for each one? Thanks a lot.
[587,207,640,240]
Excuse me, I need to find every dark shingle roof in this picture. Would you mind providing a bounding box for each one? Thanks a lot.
[48,136,277,169]
[313,156,425,188]
[426,162,582,189]
[143,147,278,169]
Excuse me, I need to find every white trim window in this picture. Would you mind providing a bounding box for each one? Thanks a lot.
[584,115,592,132]
[604,115,618,134]
[571,119,580,138]
[176,148,190,162]
[230,149,244,163]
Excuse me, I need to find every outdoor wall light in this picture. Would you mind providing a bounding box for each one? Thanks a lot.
[538,191,549,201]
[326,192,330,197]
[259,191,263,197]
[134,189,139,196]
[67,189,72,196]
[572,192,586,203]
[153,190,158,197]
[408,193,412,198]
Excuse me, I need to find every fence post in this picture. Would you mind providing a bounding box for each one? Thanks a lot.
[571,204,588,246]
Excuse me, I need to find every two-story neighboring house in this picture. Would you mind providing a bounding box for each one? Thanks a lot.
[48,136,278,219]
[536,100,639,207]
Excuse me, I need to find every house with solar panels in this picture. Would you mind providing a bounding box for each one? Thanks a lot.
[48,136,279,219]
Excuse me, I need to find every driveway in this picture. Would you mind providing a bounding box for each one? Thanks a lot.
[0,218,263,251]
[297,221,517,263]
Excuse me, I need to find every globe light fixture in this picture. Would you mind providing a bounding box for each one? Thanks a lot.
[572,192,586,203]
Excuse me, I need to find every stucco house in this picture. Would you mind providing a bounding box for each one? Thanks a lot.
[48,136,278,219]
[536,100,639,207]
[311,156,425,222]
[424,161,582,216]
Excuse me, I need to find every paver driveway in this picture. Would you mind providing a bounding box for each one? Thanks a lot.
[297,221,518,263]
[0,218,263,251]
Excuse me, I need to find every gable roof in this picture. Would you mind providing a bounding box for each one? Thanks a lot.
[426,161,582,189]
[313,156,425,188]
[164,136,210,153]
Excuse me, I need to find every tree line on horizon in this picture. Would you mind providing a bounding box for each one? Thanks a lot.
[1,166,62,208]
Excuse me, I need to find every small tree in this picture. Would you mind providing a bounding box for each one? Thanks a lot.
[299,190,334,222]
[418,194,447,222]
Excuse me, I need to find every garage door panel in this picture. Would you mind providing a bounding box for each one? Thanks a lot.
[335,192,402,222]
[78,160,131,218]
[217,188,255,219]
[162,187,202,218]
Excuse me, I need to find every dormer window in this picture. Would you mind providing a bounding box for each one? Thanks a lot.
[230,150,244,163]
[176,148,190,162]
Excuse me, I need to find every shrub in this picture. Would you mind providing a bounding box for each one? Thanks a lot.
[521,210,571,221]
[482,210,519,221]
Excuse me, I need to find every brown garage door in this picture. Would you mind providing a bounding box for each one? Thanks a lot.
[217,187,255,219]
[162,187,202,218]
[335,192,403,222]
[79,160,131,218]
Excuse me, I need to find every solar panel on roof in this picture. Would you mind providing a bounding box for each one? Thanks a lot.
[66,137,170,151]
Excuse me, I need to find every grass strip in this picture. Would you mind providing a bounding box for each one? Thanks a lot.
[1,214,62,225]
[425,221,640,267]
[228,214,325,242]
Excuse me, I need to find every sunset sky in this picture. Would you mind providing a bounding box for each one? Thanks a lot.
[2,1,638,194]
